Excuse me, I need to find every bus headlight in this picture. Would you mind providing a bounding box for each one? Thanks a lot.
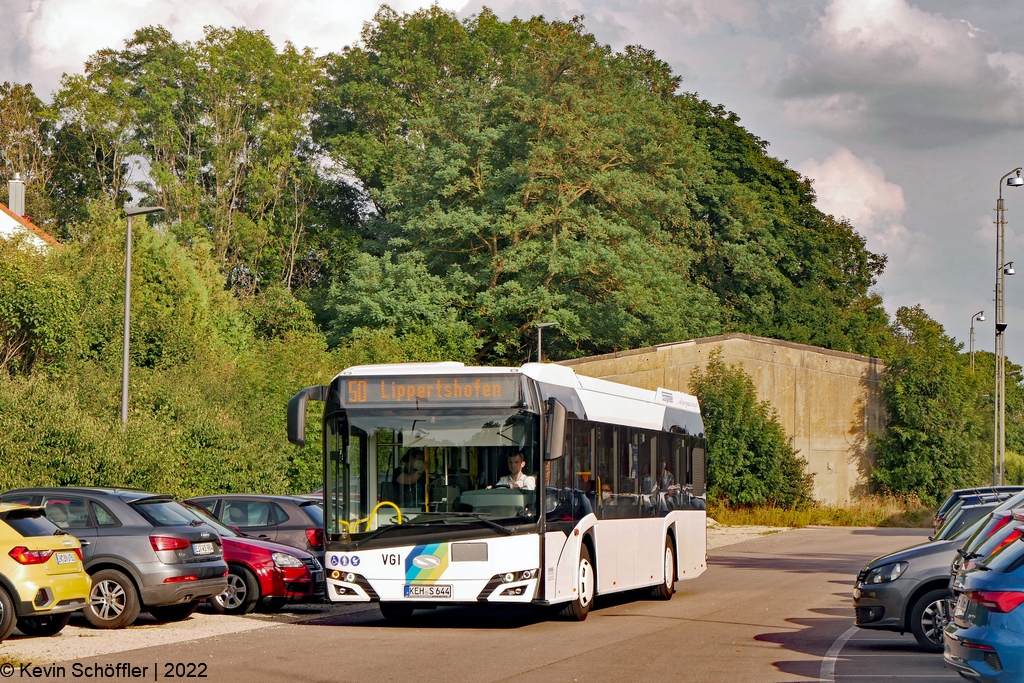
[345,572,356,583]
[503,573,515,583]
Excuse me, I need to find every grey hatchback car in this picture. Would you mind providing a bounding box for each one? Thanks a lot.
[0,488,228,629]
[852,498,1011,652]
[185,494,325,556]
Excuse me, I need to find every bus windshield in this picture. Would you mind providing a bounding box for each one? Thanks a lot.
[325,408,541,540]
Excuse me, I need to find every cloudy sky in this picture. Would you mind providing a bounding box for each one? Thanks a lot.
[3,0,1024,359]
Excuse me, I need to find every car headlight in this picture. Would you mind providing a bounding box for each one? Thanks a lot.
[863,561,908,585]
[272,552,305,568]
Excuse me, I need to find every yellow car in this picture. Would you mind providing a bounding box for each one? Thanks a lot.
[0,503,90,641]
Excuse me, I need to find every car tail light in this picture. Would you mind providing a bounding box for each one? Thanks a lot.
[961,639,997,651]
[73,548,83,561]
[988,514,1014,537]
[150,536,191,552]
[991,529,1024,556]
[163,575,198,583]
[8,546,54,565]
[305,528,324,549]
[969,591,1024,613]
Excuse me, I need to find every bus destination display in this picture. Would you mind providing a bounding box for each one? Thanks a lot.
[342,375,521,407]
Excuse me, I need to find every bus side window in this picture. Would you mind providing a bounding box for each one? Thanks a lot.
[692,439,707,499]
[595,425,615,519]
[572,420,595,520]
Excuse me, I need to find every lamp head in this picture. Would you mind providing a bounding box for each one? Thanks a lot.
[1007,262,1016,276]
[978,313,986,322]
[1009,170,1024,187]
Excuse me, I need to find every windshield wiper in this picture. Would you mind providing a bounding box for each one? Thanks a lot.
[976,563,993,571]
[428,512,515,535]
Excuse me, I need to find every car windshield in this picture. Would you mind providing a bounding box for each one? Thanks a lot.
[980,534,1024,574]
[183,504,237,537]
[326,409,541,540]
[133,499,202,527]
[934,501,967,539]
[3,510,63,538]
[300,502,323,526]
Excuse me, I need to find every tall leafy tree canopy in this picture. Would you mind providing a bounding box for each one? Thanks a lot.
[315,8,889,362]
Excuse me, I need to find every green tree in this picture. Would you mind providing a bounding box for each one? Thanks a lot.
[870,306,988,504]
[0,236,80,375]
[690,349,812,507]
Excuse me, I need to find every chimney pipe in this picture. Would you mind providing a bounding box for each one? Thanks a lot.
[8,173,25,217]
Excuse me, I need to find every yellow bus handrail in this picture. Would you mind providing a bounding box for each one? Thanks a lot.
[365,502,403,531]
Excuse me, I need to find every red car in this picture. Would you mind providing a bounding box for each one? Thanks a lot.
[184,504,324,615]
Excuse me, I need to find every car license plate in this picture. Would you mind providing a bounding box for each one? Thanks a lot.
[192,542,215,556]
[954,593,969,619]
[54,551,77,565]
[404,584,452,599]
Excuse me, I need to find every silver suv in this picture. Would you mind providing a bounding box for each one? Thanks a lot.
[0,488,228,629]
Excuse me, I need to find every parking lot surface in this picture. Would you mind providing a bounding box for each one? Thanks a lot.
[2,526,941,682]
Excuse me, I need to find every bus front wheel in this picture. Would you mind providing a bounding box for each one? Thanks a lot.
[650,539,676,600]
[559,545,594,621]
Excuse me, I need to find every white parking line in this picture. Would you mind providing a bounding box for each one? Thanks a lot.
[820,625,859,683]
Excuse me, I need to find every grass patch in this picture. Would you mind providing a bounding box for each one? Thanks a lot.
[708,495,933,529]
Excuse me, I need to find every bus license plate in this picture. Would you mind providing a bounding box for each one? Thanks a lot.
[954,593,969,619]
[54,552,77,565]
[192,542,215,556]
[404,584,452,599]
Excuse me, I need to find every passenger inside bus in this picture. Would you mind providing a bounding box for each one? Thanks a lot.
[391,448,427,506]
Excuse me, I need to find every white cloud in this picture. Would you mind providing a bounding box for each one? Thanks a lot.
[780,0,1024,143]
[797,148,919,258]
[1,0,464,96]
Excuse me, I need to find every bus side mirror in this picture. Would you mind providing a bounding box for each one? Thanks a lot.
[545,398,567,460]
[287,385,329,447]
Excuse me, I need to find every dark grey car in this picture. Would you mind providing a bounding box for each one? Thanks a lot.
[852,502,999,652]
[0,488,228,629]
[185,494,324,556]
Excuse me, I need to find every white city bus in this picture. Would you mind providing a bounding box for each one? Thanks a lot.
[287,362,707,620]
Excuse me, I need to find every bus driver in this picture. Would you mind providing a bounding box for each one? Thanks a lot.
[493,452,536,490]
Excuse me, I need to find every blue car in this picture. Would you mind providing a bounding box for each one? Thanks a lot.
[944,535,1024,681]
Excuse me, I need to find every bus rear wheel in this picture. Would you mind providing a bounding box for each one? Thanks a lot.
[650,539,676,600]
[379,603,414,621]
[559,545,594,621]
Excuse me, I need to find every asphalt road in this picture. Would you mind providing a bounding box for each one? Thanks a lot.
[17,526,948,683]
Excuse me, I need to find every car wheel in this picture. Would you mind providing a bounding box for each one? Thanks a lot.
[211,566,260,616]
[650,540,676,601]
[148,600,199,622]
[379,603,414,620]
[0,588,17,642]
[910,588,950,652]
[559,544,595,621]
[17,612,72,637]
[85,569,141,629]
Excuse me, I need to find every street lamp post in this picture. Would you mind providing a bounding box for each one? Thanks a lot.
[994,169,1022,483]
[535,322,559,363]
[121,206,166,425]
[970,310,985,372]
